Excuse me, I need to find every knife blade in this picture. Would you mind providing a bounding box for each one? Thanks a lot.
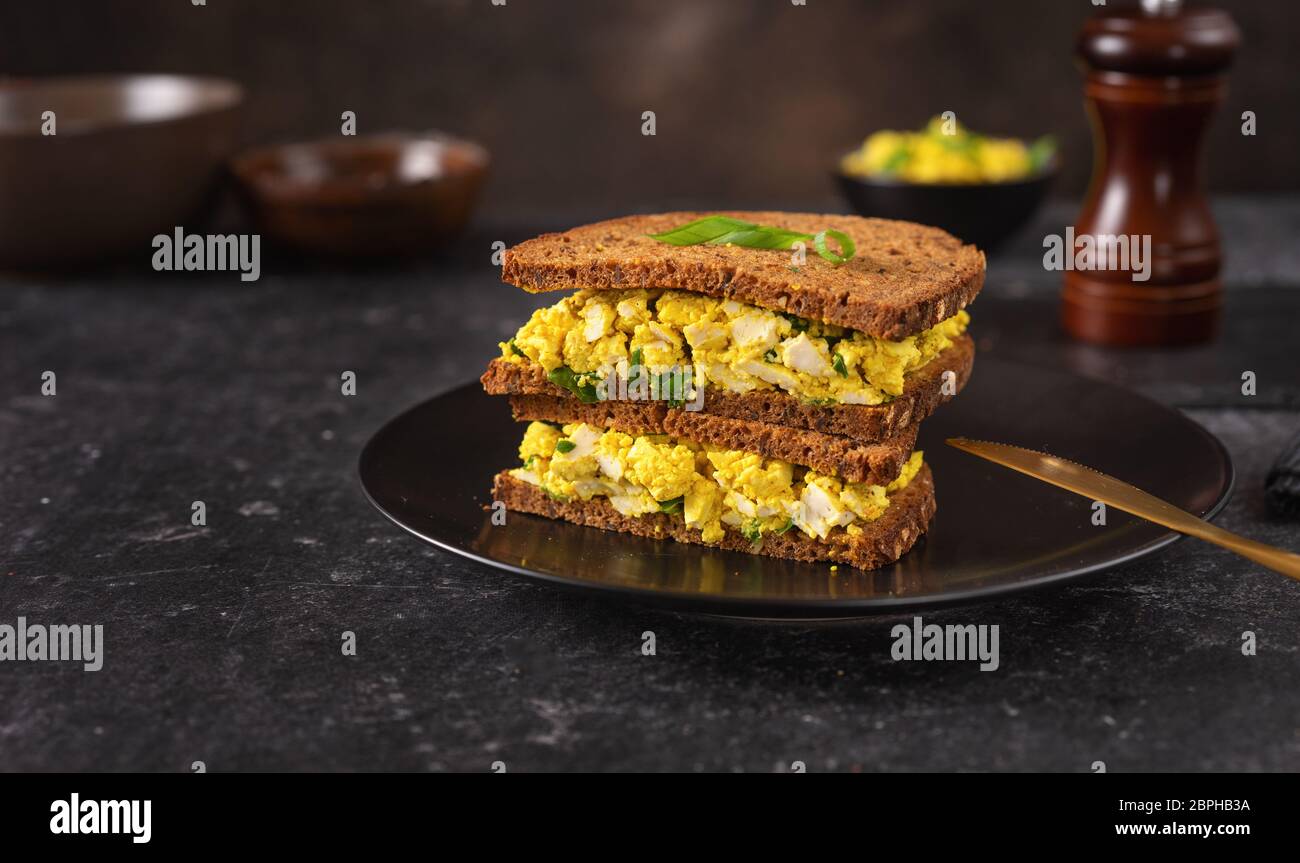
[946,437,1300,581]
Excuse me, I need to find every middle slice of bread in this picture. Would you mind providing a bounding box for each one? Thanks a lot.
[506,392,919,486]
[482,333,973,484]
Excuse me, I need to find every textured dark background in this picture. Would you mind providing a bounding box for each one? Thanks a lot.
[2,0,1296,216]
[4,0,1300,774]
[3,201,1299,772]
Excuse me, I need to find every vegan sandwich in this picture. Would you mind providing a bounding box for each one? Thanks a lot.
[481,211,984,570]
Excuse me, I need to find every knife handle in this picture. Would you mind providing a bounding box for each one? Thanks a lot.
[1158,513,1300,581]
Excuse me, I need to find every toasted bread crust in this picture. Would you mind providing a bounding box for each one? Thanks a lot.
[507,393,918,485]
[500,212,985,339]
[482,333,974,443]
[491,464,935,571]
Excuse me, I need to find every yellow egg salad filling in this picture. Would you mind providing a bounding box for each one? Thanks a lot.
[841,115,1053,184]
[501,289,968,406]
[510,421,924,544]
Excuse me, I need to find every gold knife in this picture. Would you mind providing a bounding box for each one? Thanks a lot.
[946,437,1300,581]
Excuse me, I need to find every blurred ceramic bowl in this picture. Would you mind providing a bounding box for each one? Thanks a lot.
[834,160,1058,252]
[0,75,242,270]
[230,132,489,258]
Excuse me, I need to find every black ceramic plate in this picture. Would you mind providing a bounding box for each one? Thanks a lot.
[359,358,1232,617]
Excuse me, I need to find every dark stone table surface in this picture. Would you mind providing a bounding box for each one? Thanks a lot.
[2,198,1297,772]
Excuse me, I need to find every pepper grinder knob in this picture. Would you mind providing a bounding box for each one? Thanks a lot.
[1062,1,1240,346]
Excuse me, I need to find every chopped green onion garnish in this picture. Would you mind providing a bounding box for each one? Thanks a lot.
[880,146,910,175]
[547,366,599,404]
[656,371,687,409]
[554,439,576,454]
[782,313,811,333]
[648,215,856,266]
[812,230,855,266]
[1028,135,1058,173]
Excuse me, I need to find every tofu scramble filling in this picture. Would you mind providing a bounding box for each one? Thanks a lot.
[500,289,969,406]
[509,421,924,544]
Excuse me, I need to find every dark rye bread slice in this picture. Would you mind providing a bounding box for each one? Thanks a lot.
[491,464,936,571]
[500,211,985,339]
[481,332,974,443]
[507,393,918,486]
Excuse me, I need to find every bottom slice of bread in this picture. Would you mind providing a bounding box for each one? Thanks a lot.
[492,464,936,571]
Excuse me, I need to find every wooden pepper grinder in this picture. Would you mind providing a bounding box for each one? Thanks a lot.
[1062,0,1240,345]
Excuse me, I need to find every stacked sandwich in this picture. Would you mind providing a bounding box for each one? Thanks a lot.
[481,212,984,570]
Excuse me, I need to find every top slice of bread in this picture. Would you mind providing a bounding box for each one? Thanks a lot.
[501,211,985,339]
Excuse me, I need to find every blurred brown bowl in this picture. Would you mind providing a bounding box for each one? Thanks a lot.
[0,75,242,271]
[230,133,489,258]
